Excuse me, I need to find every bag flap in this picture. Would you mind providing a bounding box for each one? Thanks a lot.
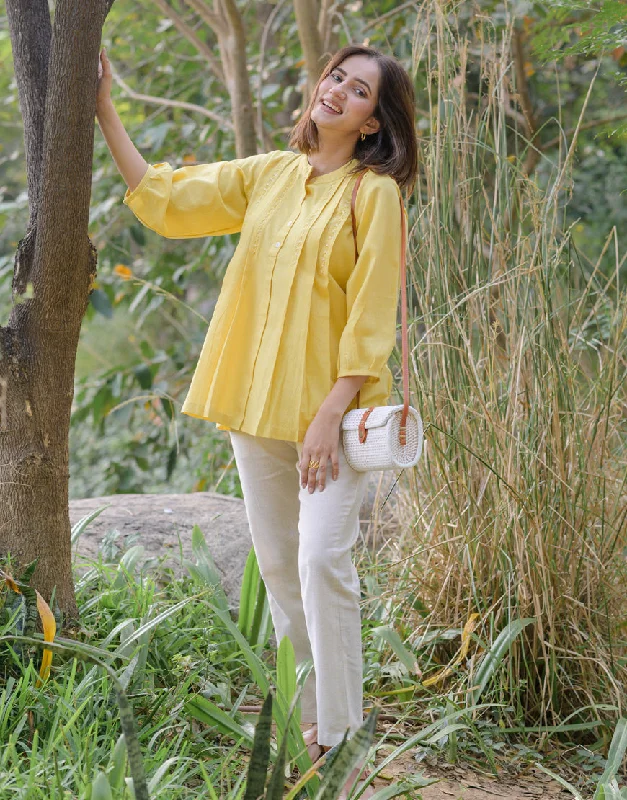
[341,405,404,432]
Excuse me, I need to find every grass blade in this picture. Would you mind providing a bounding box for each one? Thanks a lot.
[185,695,255,747]
[595,719,627,798]
[71,504,110,546]
[468,619,534,705]
[371,626,420,675]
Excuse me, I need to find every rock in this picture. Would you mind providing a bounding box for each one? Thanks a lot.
[70,492,251,605]
[69,476,402,606]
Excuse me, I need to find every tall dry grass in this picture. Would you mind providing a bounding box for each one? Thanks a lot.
[398,5,627,726]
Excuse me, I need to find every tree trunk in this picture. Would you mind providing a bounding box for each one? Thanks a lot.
[216,0,257,157]
[293,0,325,93]
[1,0,109,618]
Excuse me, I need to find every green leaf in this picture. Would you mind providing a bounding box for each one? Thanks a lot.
[184,527,229,609]
[108,734,127,790]
[238,549,258,638]
[166,446,178,480]
[91,771,113,800]
[595,719,627,798]
[90,289,113,318]
[185,695,255,747]
[243,692,273,800]
[315,709,378,800]
[266,730,289,800]
[277,636,297,721]
[371,626,419,675]
[71,505,111,546]
[468,618,534,705]
[161,396,174,420]
[112,596,196,652]
[133,364,153,390]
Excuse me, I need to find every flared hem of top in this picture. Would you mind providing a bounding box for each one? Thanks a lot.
[181,405,304,444]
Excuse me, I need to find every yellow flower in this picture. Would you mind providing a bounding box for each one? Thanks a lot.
[114,264,133,280]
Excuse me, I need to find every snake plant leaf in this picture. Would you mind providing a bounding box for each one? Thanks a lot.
[315,709,378,800]
[243,692,273,800]
[266,708,291,800]
[368,774,437,800]
[18,560,38,585]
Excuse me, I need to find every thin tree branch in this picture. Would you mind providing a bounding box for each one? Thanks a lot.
[217,0,257,156]
[152,0,224,82]
[110,62,234,129]
[511,28,541,176]
[182,0,226,37]
[257,0,289,150]
[541,113,627,151]
[363,1,417,33]
[294,0,324,92]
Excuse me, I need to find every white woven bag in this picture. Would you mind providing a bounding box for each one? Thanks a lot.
[341,172,423,473]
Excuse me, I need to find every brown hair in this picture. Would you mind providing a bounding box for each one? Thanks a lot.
[289,45,418,192]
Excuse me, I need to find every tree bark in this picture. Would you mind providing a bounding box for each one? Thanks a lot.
[215,0,257,157]
[1,0,109,617]
[174,0,257,157]
[293,0,325,93]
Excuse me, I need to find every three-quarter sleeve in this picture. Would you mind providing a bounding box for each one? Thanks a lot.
[123,152,273,239]
[337,174,404,381]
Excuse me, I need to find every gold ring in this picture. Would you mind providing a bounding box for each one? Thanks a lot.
[308,459,320,470]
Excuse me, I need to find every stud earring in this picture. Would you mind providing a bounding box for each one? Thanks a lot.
[360,132,366,141]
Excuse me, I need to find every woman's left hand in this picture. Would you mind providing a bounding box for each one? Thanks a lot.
[300,409,343,493]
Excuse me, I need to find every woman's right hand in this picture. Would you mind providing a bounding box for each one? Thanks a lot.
[96,48,112,111]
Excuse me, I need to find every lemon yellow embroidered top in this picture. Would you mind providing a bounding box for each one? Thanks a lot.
[124,150,403,442]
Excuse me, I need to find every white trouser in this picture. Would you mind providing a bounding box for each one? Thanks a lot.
[229,430,369,747]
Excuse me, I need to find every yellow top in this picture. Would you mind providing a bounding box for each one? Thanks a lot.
[124,150,403,443]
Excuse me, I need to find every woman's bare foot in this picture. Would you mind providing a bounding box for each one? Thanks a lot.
[301,723,324,762]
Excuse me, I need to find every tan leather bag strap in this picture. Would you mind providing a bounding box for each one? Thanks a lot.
[351,172,409,444]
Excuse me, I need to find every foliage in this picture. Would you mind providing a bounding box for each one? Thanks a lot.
[530,1,627,62]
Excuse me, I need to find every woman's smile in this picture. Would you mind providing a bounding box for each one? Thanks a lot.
[320,97,343,114]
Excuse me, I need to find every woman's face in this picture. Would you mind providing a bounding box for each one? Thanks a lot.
[310,54,381,139]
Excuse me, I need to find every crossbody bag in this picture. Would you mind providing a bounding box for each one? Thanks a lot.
[340,172,424,472]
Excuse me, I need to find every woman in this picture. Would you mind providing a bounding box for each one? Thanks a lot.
[96,43,417,796]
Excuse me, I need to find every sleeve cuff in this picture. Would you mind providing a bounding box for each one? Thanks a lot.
[123,163,169,206]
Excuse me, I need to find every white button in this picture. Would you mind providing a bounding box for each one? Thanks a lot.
[274,241,281,247]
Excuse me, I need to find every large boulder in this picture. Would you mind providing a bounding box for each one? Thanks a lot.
[70,492,251,604]
[69,474,401,605]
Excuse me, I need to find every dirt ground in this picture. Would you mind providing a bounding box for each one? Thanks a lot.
[371,750,572,799]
